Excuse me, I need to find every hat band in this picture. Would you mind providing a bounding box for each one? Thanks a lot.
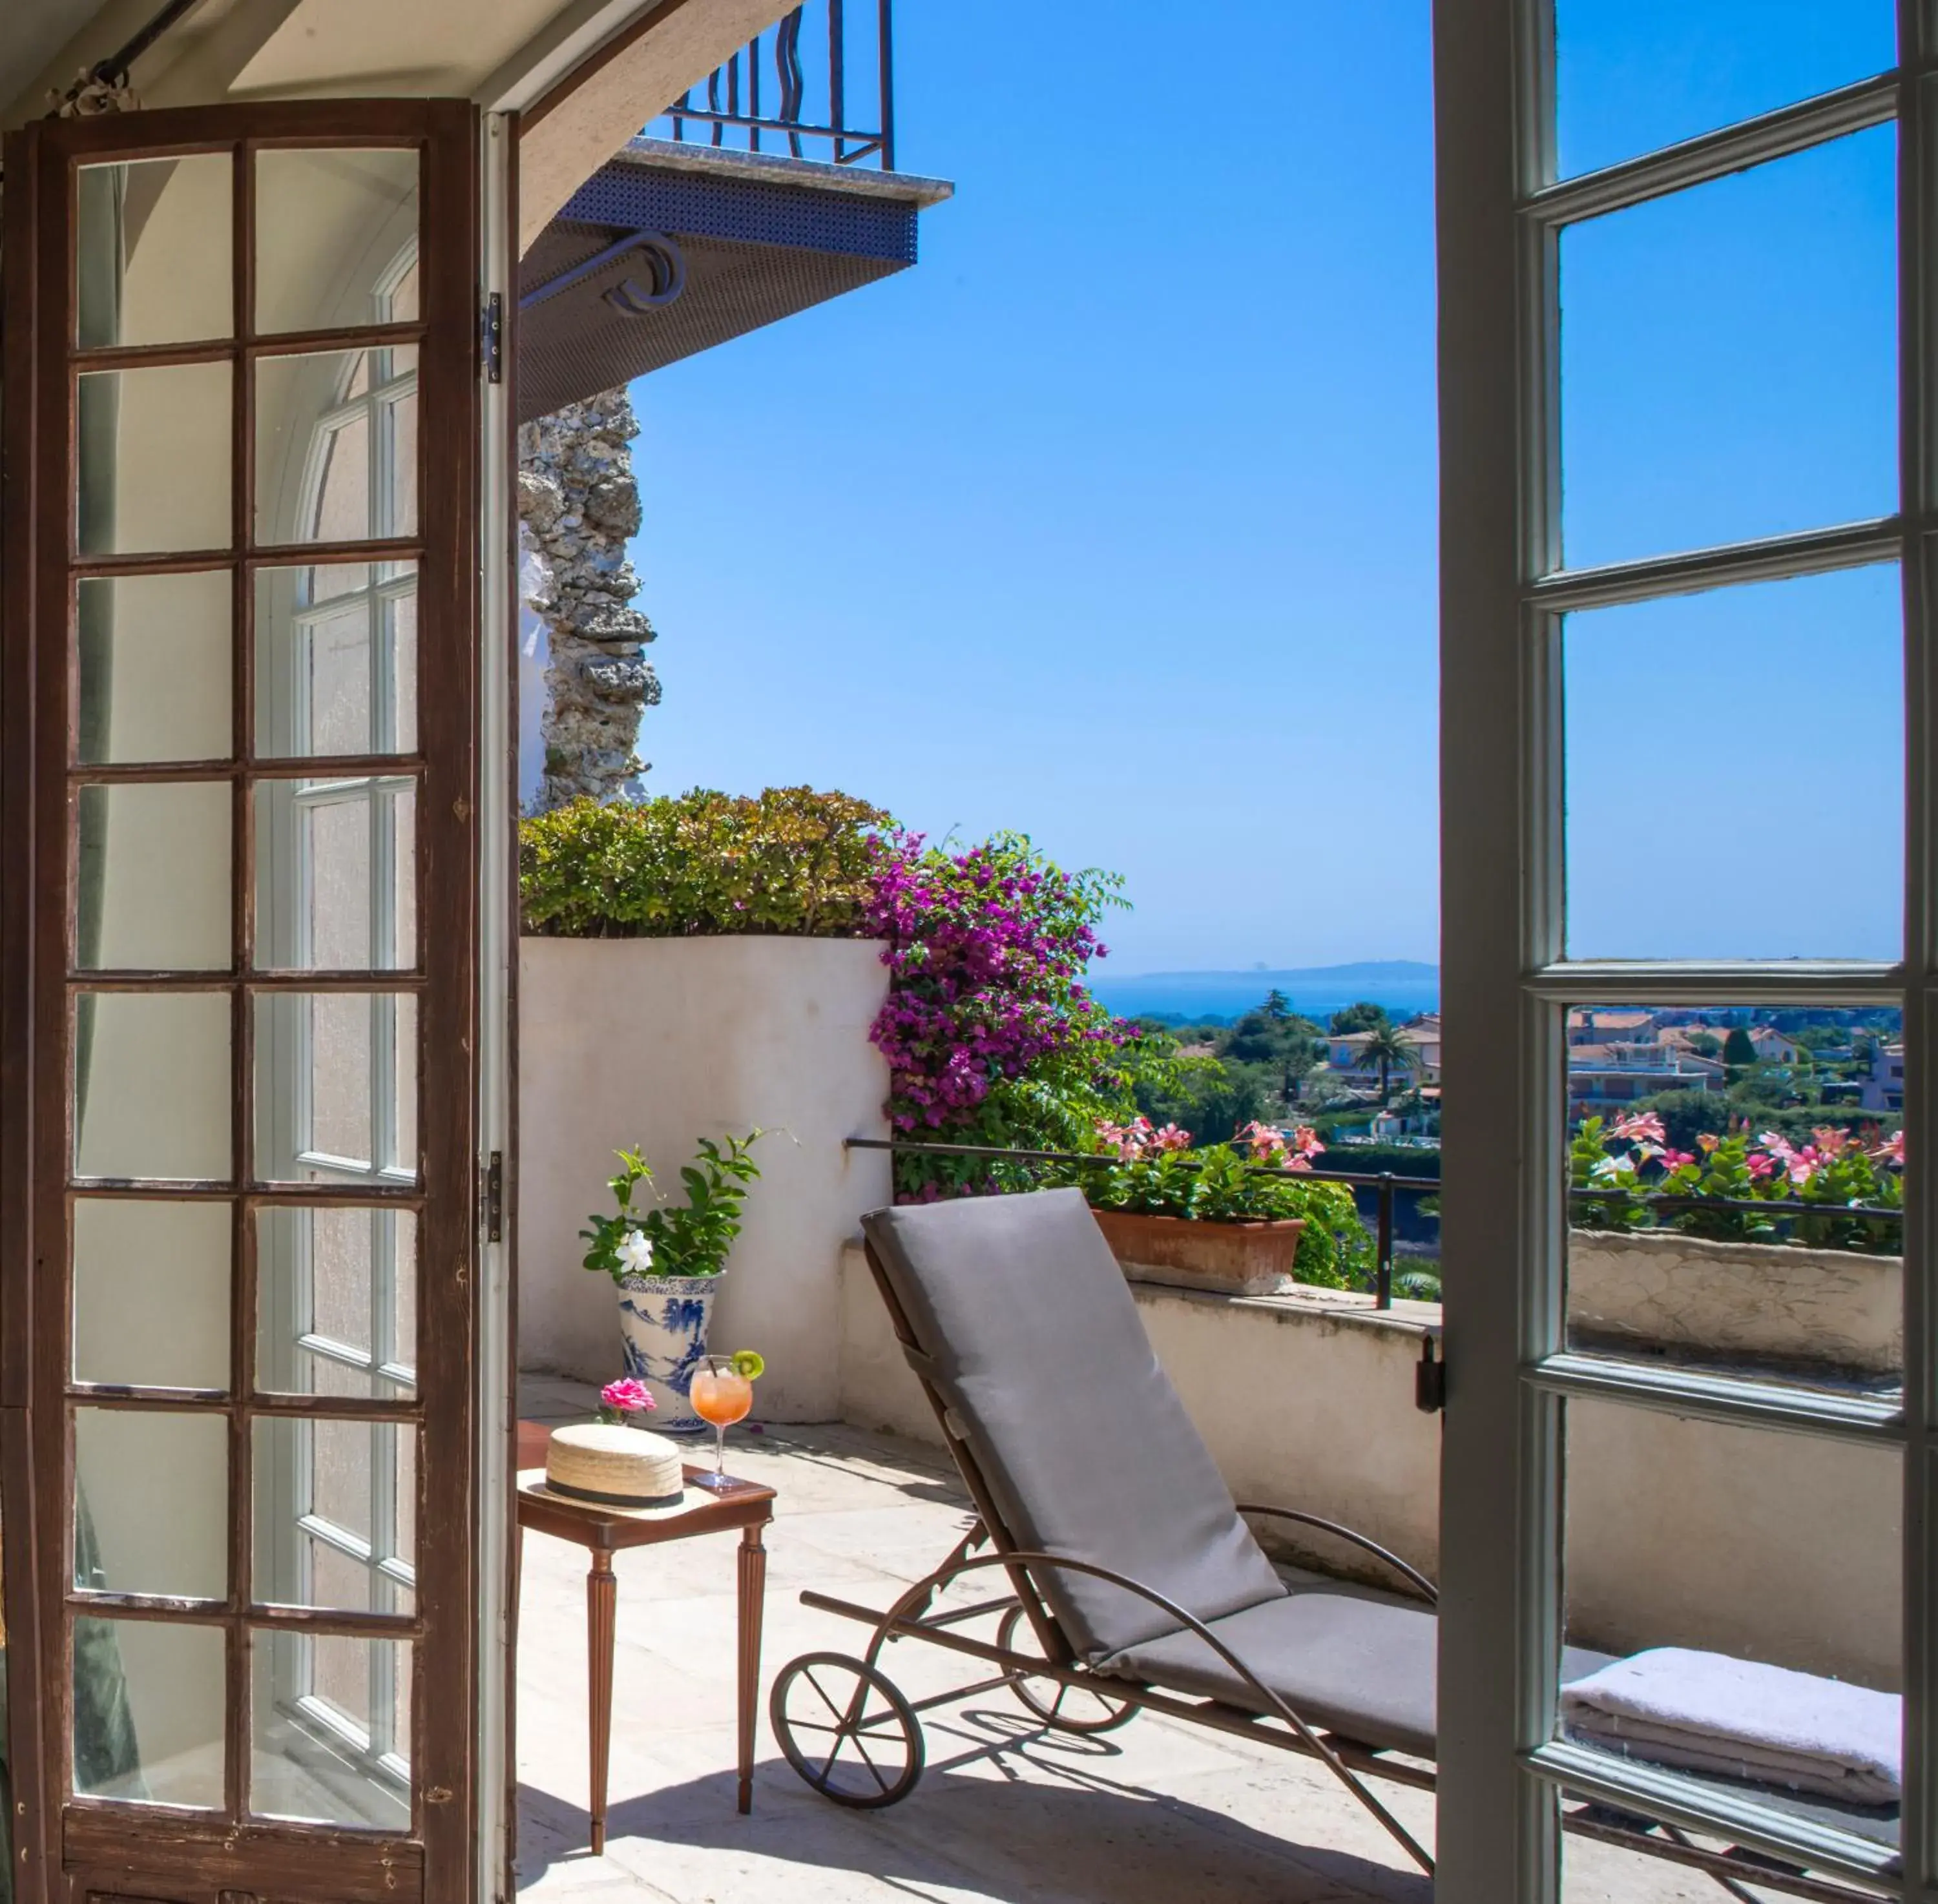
[547,1475,685,1510]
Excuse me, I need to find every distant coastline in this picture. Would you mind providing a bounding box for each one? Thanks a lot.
[1089,960,1439,1025]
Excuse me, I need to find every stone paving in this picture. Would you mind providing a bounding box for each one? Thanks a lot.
[513,1376,1717,1904]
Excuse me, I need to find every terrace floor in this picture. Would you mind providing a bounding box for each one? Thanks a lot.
[512,1376,1716,1904]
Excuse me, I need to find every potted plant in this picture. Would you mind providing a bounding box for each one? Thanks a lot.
[1054,1118,1370,1296]
[581,1132,763,1431]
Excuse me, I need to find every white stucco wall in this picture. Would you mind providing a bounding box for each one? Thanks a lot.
[519,935,892,1418]
[839,1243,1899,1689]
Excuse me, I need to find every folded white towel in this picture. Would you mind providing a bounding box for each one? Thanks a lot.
[1560,1648,1900,1808]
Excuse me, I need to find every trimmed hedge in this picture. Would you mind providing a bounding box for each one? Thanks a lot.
[520,787,891,938]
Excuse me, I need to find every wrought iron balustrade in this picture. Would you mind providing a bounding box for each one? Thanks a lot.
[650,0,895,169]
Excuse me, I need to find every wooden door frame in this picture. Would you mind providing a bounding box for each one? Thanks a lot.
[1,98,482,1904]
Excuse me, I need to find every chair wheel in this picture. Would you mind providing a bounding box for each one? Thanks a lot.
[997,1607,1139,1734]
[771,1652,924,1808]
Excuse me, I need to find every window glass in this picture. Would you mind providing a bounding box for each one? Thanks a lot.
[1561,1002,1904,1400]
[255,149,419,335]
[78,154,233,347]
[76,782,233,972]
[255,347,417,547]
[255,561,419,758]
[76,362,231,556]
[73,1199,231,1391]
[76,572,233,765]
[1564,565,1901,960]
[1556,1,1896,179]
[74,1617,225,1807]
[251,1629,411,1828]
[74,991,232,1181]
[74,1407,228,1600]
[1559,128,1897,570]
[1559,1399,1901,1867]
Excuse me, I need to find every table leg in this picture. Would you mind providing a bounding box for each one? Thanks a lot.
[736,1518,769,1815]
[587,1547,616,1854]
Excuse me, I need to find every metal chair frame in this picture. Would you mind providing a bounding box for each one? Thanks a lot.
[772,1237,1897,1904]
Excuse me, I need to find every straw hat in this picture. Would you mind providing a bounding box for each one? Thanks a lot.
[544,1422,684,1508]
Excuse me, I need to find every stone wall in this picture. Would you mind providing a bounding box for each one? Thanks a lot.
[516,388,658,809]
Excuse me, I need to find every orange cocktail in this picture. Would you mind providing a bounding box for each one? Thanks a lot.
[690,1354,759,1489]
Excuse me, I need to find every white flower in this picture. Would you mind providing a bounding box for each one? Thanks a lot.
[616,1227,655,1276]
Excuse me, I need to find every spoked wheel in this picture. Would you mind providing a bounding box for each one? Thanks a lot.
[997,1606,1139,1734]
[771,1652,925,1808]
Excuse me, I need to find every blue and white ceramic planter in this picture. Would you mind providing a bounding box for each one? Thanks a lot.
[617,1273,722,1433]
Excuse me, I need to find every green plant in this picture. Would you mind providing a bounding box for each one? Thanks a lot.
[581,1132,764,1281]
[1570,1112,1902,1254]
[521,787,891,938]
[1043,1119,1375,1290]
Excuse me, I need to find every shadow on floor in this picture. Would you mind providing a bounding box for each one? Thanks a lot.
[516,1726,1433,1904]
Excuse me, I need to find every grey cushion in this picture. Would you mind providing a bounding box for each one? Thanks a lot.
[863,1189,1287,1659]
[1106,1591,1618,1760]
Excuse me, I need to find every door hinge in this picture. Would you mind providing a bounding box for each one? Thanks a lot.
[1415,1335,1444,1414]
[481,292,503,384]
[483,1150,503,1242]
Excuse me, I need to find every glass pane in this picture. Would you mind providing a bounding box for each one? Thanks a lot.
[255,778,417,971]
[77,362,231,556]
[74,1616,225,1808]
[1556,1,1897,179]
[76,782,232,972]
[255,561,419,757]
[1563,1002,1903,1398]
[78,154,233,347]
[1560,1400,1901,1868]
[257,1206,417,1398]
[251,1628,411,1829]
[253,1418,416,1615]
[76,572,232,765]
[253,991,417,1182]
[74,991,232,1181]
[74,1199,230,1391]
[74,1406,227,1599]
[1565,566,1902,960]
[1559,127,1897,570]
[255,347,417,547]
[255,149,419,335]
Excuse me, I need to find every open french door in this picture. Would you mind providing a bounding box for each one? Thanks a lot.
[1435,6,1933,1902]
[0,98,488,1904]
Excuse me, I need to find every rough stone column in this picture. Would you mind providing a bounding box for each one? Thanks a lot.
[516,388,658,809]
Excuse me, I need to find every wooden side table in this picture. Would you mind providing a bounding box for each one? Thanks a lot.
[514,1420,776,1850]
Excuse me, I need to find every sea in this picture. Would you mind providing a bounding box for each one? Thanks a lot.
[1087,960,1440,1026]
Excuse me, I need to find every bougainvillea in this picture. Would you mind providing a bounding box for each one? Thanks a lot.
[862,833,1136,1198]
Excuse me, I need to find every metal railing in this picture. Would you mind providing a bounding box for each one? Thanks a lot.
[844,1137,1910,1311]
[651,0,895,169]
[844,1136,1430,1310]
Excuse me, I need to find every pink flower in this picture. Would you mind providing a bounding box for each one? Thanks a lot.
[1811,1126,1855,1156]
[1147,1122,1192,1152]
[1745,1151,1776,1181]
[1292,1125,1325,1161]
[1873,1130,1905,1166]
[1658,1148,1696,1172]
[1242,1120,1288,1162]
[600,1378,654,1414]
[1609,1112,1666,1148]
[1696,1132,1721,1155]
[1758,1132,1796,1163]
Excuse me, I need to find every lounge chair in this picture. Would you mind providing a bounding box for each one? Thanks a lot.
[771,1188,1897,1903]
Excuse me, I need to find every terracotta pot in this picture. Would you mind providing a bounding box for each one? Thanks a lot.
[1090,1208,1306,1297]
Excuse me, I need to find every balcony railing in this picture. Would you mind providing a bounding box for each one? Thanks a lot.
[649,0,895,170]
[846,1136,1908,1315]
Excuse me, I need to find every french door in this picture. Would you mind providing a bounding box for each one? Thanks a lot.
[1436,5,1933,1901]
[0,99,485,1904]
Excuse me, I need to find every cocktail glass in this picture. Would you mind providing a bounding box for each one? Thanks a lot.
[689,1355,753,1491]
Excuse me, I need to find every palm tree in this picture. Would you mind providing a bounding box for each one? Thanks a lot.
[1357,1023,1421,1104]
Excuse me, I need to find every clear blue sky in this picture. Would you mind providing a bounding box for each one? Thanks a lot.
[625,1,1901,973]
